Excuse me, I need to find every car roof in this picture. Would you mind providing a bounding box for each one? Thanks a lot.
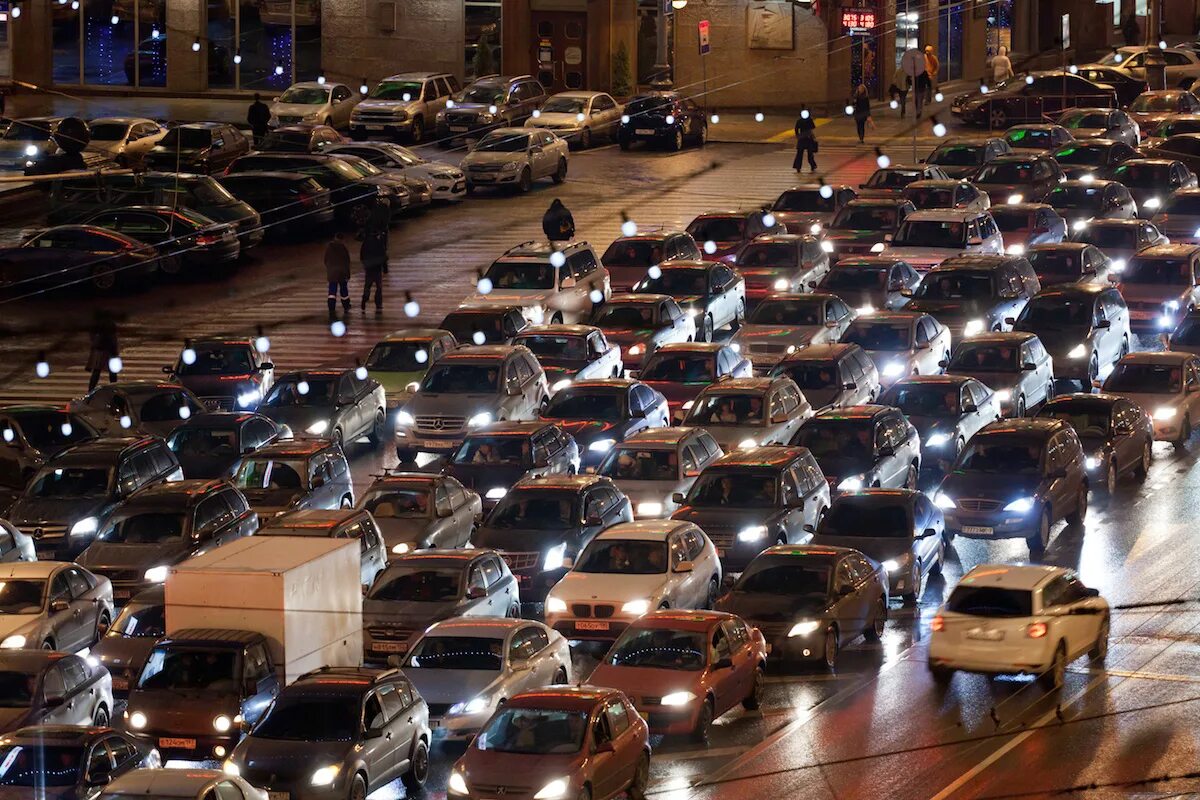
[995,202,1055,213]
[0,650,63,672]
[286,81,335,90]
[468,420,558,437]
[619,427,701,446]
[377,327,454,343]
[606,293,671,306]
[1043,392,1121,409]
[889,373,974,387]
[106,768,225,796]
[389,549,487,567]
[1119,350,1195,365]
[844,197,913,208]
[757,544,858,561]
[695,377,776,394]
[505,685,621,713]
[813,404,890,420]
[381,71,451,80]
[512,474,609,491]
[516,324,598,337]
[654,341,725,354]
[960,330,1038,345]
[958,563,1065,591]
[709,446,809,469]
[50,436,152,461]
[117,479,228,507]
[549,90,609,99]
[439,345,520,361]
[249,439,331,457]
[1135,243,1200,258]
[933,254,1013,271]
[978,418,1065,438]
[161,628,268,647]
[562,378,639,392]
[905,209,988,222]
[90,116,155,126]
[261,509,363,530]
[853,310,924,324]
[1057,178,1120,189]
[174,411,261,429]
[596,519,697,541]
[988,153,1052,164]
[2,726,111,746]
[423,617,531,637]
[1033,283,1107,299]
[905,179,972,189]
[1029,242,1089,253]
[626,609,737,632]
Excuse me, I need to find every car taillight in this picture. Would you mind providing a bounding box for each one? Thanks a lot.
[931,615,945,632]
[297,191,315,207]
[195,233,221,246]
[1026,621,1048,638]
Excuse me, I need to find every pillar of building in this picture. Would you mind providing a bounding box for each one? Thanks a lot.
[610,0,636,96]
[168,0,206,92]
[10,1,53,89]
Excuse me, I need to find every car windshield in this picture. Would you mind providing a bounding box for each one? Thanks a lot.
[947,585,1032,616]
[626,96,672,115]
[137,645,238,691]
[515,334,586,361]
[1159,119,1200,137]
[594,304,658,328]
[484,260,555,290]
[831,205,898,230]
[949,342,1021,371]
[0,581,44,615]
[362,488,431,518]
[575,539,669,574]
[177,345,254,375]
[1060,111,1111,129]
[369,568,461,602]
[366,341,435,372]
[253,694,359,741]
[8,411,92,452]
[542,97,587,113]
[928,144,984,166]
[487,491,577,530]
[233,458,307,491]
[475,708,588,755]
[474,132,530,153]
[1051,145,1108,166]
[748,298,823,326]
[544,390,624,422]
[1018,297,1094,327]
[440,313,506,345]
[607,628,706,670]
[736,562,830,595]
[842,320,912,351]
[3,121,51,141]
[1160,195,1200,214]
[793,420,874,461]
[158,127,212,149]
[1131,94,1181,112]
[602,240,666,268]
[1039,403,1112,437]
[461,84,505,104]
[865,169,921,189]
[687,393,764,425]
[974,161,1038,183]
[371,81,423,100]
[773,361,839,391]
[990,208,1036,233]
[111,602,166,638]
[880,383,960,415]
[822,266,888,291]
[406,636,504,670]
[905,187,955,209]
[772,190,834,212]
[279,87,329,104]
[687,470,777,507]
[28,467,110,498]
[737,243,798,268]
[99,512,185,544]
[914,271,994,300]
[1047,185,1104,210]
[89,122,132,141]
[262,378,336,406]
[955,437,1043,473]
[822,501,911,535]
[1172,317,1200,345]
[1109,163,1168,187]
[640,353,715,382]
[0,744,82,786]
[894,220,967,248]
[1005,129,1055,148]
[1104,362,1184,393]
[420,364,500,393]
[1123,257,1191,284]
[452,436,532,467]
[599,448,678,480]
[1027,250,1084,282]
[688,217,744,242]
[1074,226,1135,250]
[636,268,708,295]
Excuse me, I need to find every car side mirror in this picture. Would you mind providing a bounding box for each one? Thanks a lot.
[877,444,895,458]
[87,771,112,787]
[1095,319,1111,329]
[586,513,603,527]
[594,740,615,754]
[938,358,949,369]
[899,287,914,297]
[837,582,855,596]
[712,657,734,670]
[260,361,274,371]
[437,505,452,518]
[561,556,574,570]
[771,412,790,424]
[842,381,856,391]
[920,527,938,539]
[803,523,816,533]
[1083,586,1100,597]
[466,585,487,599]
[962,399,977,412]
[1049,467,1068,479]
[43,694,65,709]
[311,476,326,489]
[672,491,685,503]
[363,727,385,740]
[674,559,694,573]
[968,236,984,246]
[560,275,577,289]
[1021,361,1037,371]
[1004,317,1016,326]
[50,598,69,613]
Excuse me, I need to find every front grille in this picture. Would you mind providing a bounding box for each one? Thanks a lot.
[415,415,465,433]
[22,525,67,545]
[368,625,415,641]
[957,498,1002,512]
[472,785,532,798]
[704,527,735,549]
[427,703,452,717]
[500,551,540,571]
[468,164,503,173]
[355,110,405,122]
[571,603,592,618]
[276,115,302,125]
[756,622,790,640]
[639,695,662,706]
[568,602,617,618]
[445,112,478,126]
[201,395,233,411]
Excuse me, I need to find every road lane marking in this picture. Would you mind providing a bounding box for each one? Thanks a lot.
[766,118,832,143]
[657,745,750,762]
[1070,666,1200,684]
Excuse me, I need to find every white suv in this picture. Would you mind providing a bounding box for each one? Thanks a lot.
[469,240,611,325]
[882,209,1005,271]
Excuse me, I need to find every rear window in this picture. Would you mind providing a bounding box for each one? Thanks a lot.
[947,585,1033,616]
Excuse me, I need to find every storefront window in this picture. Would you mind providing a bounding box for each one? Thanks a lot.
[465,2,501,82]
[938,1,964,82]
[84,0,133,85]
[895,3,919,69]
[295,0,322,81]
[237,0,289,91]
[0,3,11,83]
[52,1,82,84]
[207,0,235,88]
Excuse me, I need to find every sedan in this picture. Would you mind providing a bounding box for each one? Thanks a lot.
[770,183,857,231]
[1049,140,1137,180]
[69,382,205,439]
[791,404,922,492]
[971,154,1066,205]
[260,124,343,153]
[91,585,164,697]
[901,179,990,213]
[439,305,529,346]
[101,770,266,800]
[733,233,831,304]
[84,116,166,164]
[1002,124,1074,152]
[269,81,359,128]
[685,210,781,261]
[357,472,480,556]
[681,377,812,451]
[944,332,1055,417]
[989,203,1067,255]
[213,171,335,239]
[324,141,466,201]
[1102,351,1200,444]
[841,311,951,385]
[0,226,159,294]
[821,198,915,261]
[166,412,284,479]
[1046,180,1138,230]
[618,91,707,151]
[1141,114,1200,149]
[1056,107,1140,147]
[1014,283,1130,388]
[816,257,923,313]
[729,293,856,373]
[878,374,1001,468]
[257,368,387,449]
[514,325,623,392]
[923,138,1013,180]
[1037,393,1154,493]
[590,294,696,373]
[1026,242,1113,286]
[857,164,951,199]
[540,378,670,468]
[460,128,569,194]
[1107,158,1197,218]
[637,343,752,421]
[950,70,1117,128]
[1070,218,1168,272]
[0,725,158,798]
[526,90,624,149]
[600,230,703,293]
[1128,89,1200,128]
[442,422,581,510]
[0,652,114,732]
[83,205,240,276]
[633,259,746,341]
[0,406,98,490]
[163,337,274,411]
[1140,133,1200,176]
[0,563,113,653]
[596,427,725,520]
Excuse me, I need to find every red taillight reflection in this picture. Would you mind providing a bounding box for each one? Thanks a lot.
[1027,621,1048,638]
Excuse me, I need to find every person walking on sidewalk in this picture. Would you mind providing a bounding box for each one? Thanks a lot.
[86,312,120,392]
[889,65,912,119]
[991,45,1014,84]
[851,84,872,144]
[324,232,351,319]
[542,199,575,242]
[924,45,940,95]
[793,106,818,172]
[360,230,388,313]
[247,93,271,146]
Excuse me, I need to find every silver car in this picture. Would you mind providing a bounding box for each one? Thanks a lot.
[879,375,1001,469]
[526,91,624,149]
[595,427,724,519]
[1014,284,1131,389]
[101,769,267,800]
[840,311,952,386]
[85,117,166,164]
[324,141,466,201]
[730,292,856,373]
[1117,243,1200,334]
[513,324,624,393]
[0,651,114,731]
[349,70,459,143]
[469,240,611,326]
[682,377,813,451]
[1057,107,1140,147]
[944,332,1055,417]
[816,257,923,314]
[769,343,881,410]
[0,562,114,653]
[357,473,481,557]
[399,618,572,741]
[902,179,991,213]
[269,81,358,128]
[461,127,569,193]
[256,368,388,449]
[1070,217,1168,274]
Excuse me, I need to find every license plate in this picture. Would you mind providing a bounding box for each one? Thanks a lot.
[962,525,994,535]
[966,628,1006,641]
[577,621,610,631]
[269,793,290,800]
[159,737,196,749]
[113,589,130,601]
[1130,310,1154,320]
[449,125,468,132]
[635,128,654,135]
[365,125,384,131]
[420,440,450,450]
[111,677,128,691]
[372,641,408,653]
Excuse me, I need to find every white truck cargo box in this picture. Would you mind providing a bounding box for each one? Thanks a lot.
[165,536,362,684]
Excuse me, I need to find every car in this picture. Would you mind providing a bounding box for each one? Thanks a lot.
[769,342,881,409]
[1055,107,1140,147]
[349,71,459,143]
[1151,187,1200,245]
[950,71,1117,128]
[440,304,530,346]
[1102,350,1200,443]
[100,769,266,800]
[357,473,480,556]
[0,406,98,490]
[0,562,115,654]
[990,202,1068,255]
[540,379,670,467]
[0,117,92,172]
[472,474,631,602]
[0,650,114,732]
[589,294,696,373]
[902,179,991,213]
[84,117,166,164]
[596,428,724,520]
[366,328,458,414]
[815,256,923,313]
[681,377,812,451]
[729,292,856,372]
[143,122,248,174]
[618,91,707,151]
[927,565,1109,689]
[332,153,427,211]
[256,509,388,589]
[882,209,1006,271]
[944,331,1055,417]
[442,421,581,509]
[222,153,399,227]
[1046,179,1138,230]
[543,519,722,641]
[471,240,610,325]
[1069,218,1168,272]
[230,439,354,517]
[770,184,857,231]
[1075,65,1150,107]
[637,342,752,421]
[0,225,160,294]
[436,74,547,143]
[588,610,767,740]
[821,198,916,261]
[714,544,888,669]
[1002,123,1074,153]
[257,367,387,449]
[670,446,828,570]
[91,585,164,697]
[398,618,572,741]
[460,127,568,193]
[970,153,1067,206]
[395,346,549,460]
[269,81,359,128]
[685,210,782,261]
[633,259,747,342]
[934,417,1089,551]
[526,91,624,149]
[1140,133,1200,176]
[324,141,466,201]
[906,253,1042,339]
[9,437,183,560]
[1049,140,1138,180]
[1116,243,1200,332]
[923,138,1013,180]
[68,382,204,440]
[166,412,283,480]
[1037,393,1154,493]
[1129,89,1200,129]
[161,337,274,412]
[1167,307,1200,354]
[841,311,951,385]
[226,665,430,799]
[0,725,157,796]
[1025,242,1114,286]
[1014,284,1130,388]
[1106,158,1198,218]
[515,325,623,392]
[259,123,342,153]
[83,205,240,276]
[600,230,702,293]
[791,405,921,492]
[76,479,256,603]
[857,164,952,201]
[446,686,650,800]
[1141,113,1200,149]
[0,520,37,564]
[733,233,832,305]
[879,374,1001,468]
[362,550,521,661]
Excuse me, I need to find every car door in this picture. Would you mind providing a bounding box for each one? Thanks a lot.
[666,532,702,606]
[1042,433,1074,518]
[37,662,74,725]
[1110,400,1141,473]
[357,516,389,587]
[65,567,100,651]
[873,418,902,487]
[778,464,809,539]
[588,710,621,799]
[240,642,278,724]
[358,690,398,784]
[510,625,556,689]
[912,493,941,570]
[375,683,416,784]
[1184,359,1200,421]
[84,738,117,792]
[462,560,493,615]
[604,697,641,785]
[829,557,867,642]
[707,624,741,714]
[336,373,364,438]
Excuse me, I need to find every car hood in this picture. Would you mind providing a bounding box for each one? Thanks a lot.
[946,369,1021,394]
[1105,390,1176,410]
[0,139,55,158]
[587,663,701,697]
[716,591,827,623]
[270,102,328,117]
[603,329,659,348]
[403,394,503,416]
[460,748,584,784]
[363,598,461,629]
[880,245,961,262]
[977,182,1039,201]
[824,229,887,244]
[935,165,982,179]
[1118,282,1183,303]
[775,211,834,232]
[373,517,435,546]
[810,534,913,560]
[463,151,528,168]
[405,669,501,704]
[551,570,667,601]
[0,708,33,734]
[470,289,551,305]
[671,505,778,529]
[903,298,984,319]
[92,634,158,673]
[8,496,109,527]
[473,525,574,553]
[77,541,191,573]
[356,99,418,114]
[733,324,819,347]
[554,419,620,446]
[444,463,530,493]
[803,387,842,409]
[940,470,1043,501]
[0,615,41,642]
[374,370,424,397]
[1059,165,1105,179]
[238,737,353,776]
[532,112,585,127]
[178,373,258,397]
[241,487,304,515]
[259,406,334,432]
[905,414,958,439]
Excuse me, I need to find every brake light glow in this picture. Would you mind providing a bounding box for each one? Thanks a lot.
[931,615,945,632]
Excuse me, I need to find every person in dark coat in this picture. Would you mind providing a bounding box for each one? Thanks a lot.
[86,313,120,392]
[793,106,818,172]
[360,231,388,313]
[852,84,872,144]
[324,232,351,318]
[247,94,271,145]
[1122,11,1140,46]
[542,199,575,242]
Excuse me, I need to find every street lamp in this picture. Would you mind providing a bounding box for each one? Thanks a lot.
[672,0,688,7]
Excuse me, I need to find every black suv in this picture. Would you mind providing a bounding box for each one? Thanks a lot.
[619,92,708,152]
[144,122,249,174]
[167,411,283,479]
[436,74,547,144]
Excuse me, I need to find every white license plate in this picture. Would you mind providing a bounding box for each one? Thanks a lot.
[577,620,610,631]
[962,525,993,535]
[449,125,468,132]
[966,628,1006,641]
[269,793,290,800]
[111,677,128,691]
[635,128,654,135]
[159,737,196,749]
[372,641,408,653]
[365,125,384,131]
[420,440,450,450]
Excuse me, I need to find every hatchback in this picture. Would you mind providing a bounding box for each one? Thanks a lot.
[461,128,569,193]
[618,91,707,151]
[1049,140,1137,180]
[633,259,746,341]
[83,205,240,274]
[443,421,581,509]
[596,427,723,520]
[971,154,1066,206]
[637,343,752,421]
[514,325,622,391]
[990,202,1067,255]
[681,377,812,451]
[1108,158,1197,218]
[882,209,1005,272]
[840,311,951,386]
[1014,283,1130,388]
[944,332,1055,417]
[357,472,481,556]
[821,198,915,261]
[1037,393,1154,493]
[590,294,696,372]
[231,439,353,517]
[1102,351,1200,444]
[733,233,831,304]
[1069,218,1168,272]
[815,256,923,313]
[791,405,922,493]
[600,230,702,293]
[258,368,387,449]
[685,210,781,261]
[0,725,156,798]
[905,254,1041,339]
[770,183,857,231]
[729,292,856,373]
[1046,180,1138,230]
[857,164,951,199]
[540,379,670,467]
[879,375,1002,467]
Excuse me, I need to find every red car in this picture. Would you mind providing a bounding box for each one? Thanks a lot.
[637,342,752,422]
[589,610,768,741]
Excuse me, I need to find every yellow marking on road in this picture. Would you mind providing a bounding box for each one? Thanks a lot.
[1070,666,1200,684]
[767,118,832,143]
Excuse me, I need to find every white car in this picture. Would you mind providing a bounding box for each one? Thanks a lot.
[882,209,1006,271]
[526,91,624,149]
[681,376,812,451]
[324,142,466,201]
[928,564,1109,690]
[544,520,722,642]
[461,127,570,193]
[270,81,359,128]
[399,618,572,741]
[596,427,725,519]
[1102,350,1200,444]
[85,117,166,163]
[101,769,267,800]
[1095,46,1200,88]
[469,240,611,325]
[840,311,951,386]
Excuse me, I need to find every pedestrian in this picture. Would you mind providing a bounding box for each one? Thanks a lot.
[324,231,351,319]
[991,45,1014,84]
[851,84,872,144]
[86,312,120,393]
[889,64,912,119]
[793,105,818,172]
[542,199,575,242]
[924,45,941,96]
[360,231,388,313]
[247,93,271,146]
[1121,10,1139,46]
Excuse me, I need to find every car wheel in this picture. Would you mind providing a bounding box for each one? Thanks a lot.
[553,667,568,684]
[396,447,416,462]
[1039,641,1067,691]
[1119,336,1129,359]
[348,773,368,800]
[159,254,183,276]
[41,639,53,651]
[92,264,118,291]
[401,739,429,794]
[929,664,954,685]
[705,577,719,609]
[552,158,567,185]
[1176,414,1191,447]
[95,610,111,641]
[1088,355,1099,388]
[517,168,532,193]
[1103,460,1118,495]
[697,123,708,147]
[368,411,386,448]
[341,495,353,509]
[323,117,333,128]
[93,704,109,727]
[701,314,714,342]
[821,626,838,670]
[929,540,945,575]
[672,129,684,152]
[579,128,592,150]
[989,105,1007,129]
[1027,507,1050,553]
[742,667,765,711]
[331,427,344,449]
[1015,394,1026,417]
[864,596,886,640]
[690,697,714,743]
[1067,484,1088,526]
[1135,439,1152,479]
[628,753,650,800]
[904,463,918,490]
[1089,615,1110,662]
[551,311,564,325]
[732,299,746,331]
[410,117,424,144]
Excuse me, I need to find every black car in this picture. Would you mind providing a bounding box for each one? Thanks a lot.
[600,230,703,293]
[167,412,283,479]
[0,406,98,490]
[69,381,206,440]
[923,138,1013,180]
[163,337,275,412]
[260,124,343,153]
[790,405,922,493]
[1138,133,1200,176]
[817,256,923,312]
[438,304,528,346]
[822,198,916,261]
[714,544,888,669]
[618,92,707,151]
[1106,159,1199,218]
[1049,140,1138,179]
[144,122,249,174]
[1143,114,1200,148]
[224,152,397,226]
[971,154,1067,205]
[1025,242,1114,286]
[878,374,1001,471]
[1076,65,1149,107]
[0,225,159,294]
[951,71,1117,128]
[1045,180,1138,228]
[1002,124,1074,153]
[83,205,240,275]
[91,585,164,697]
[632,259,747,341]
[0,725,157,797]
[685,210,782,261]
[540,378,670,468]
[215,171,335,238]
[1037,393,1154,494]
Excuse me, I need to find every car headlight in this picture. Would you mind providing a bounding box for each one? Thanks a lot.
[934,492,956,509]
[687,308,700,318]
[546,597,568,613]
[306,420,329,436]
[23,145,38,157]
[1154,406,1177,420]
[963,319,985,337]
[468,412,493,428]
[222,760,240,777]
[737,525,767,542]
[870,242,887,253]
[543,542,567,571]
[858,304,876,316]
[396,410,415,427]
[738,438,758,450]
[788,620,820,637]
[1004,496,1035,513]
[882,361,905,378]
[552,378,573,392]
[1085,456,1100,470]
[660,691,697,707]
[837,476,863,491]
[144,565,169,583]
[773,278,790,290]
[1165,300,1180,312]
[237,389,261,409]
[637,501,663,516]
[534,778,571,800]
[302,112,321,122]
[882,558,901,572]
[926,432,949,447]
[449,772,469,796]
[1008,194,1024,204]
[449,697,490,716]
[621,599,650,615]
[405,382,420,394]
[1144,197,1161,209]
[821,240,835,253]
[70,517,98,537]
[310,765,341,787]
[128,711,148,730]
[485,487,508,500]
[995,389,1012,403]
[628,344,644,356]
[213,714,233,733]
[0,635,26,649]
[589,438,616,453]
[1110,258,1126,272]
[392,542,411,555]
[501,160,519,171]
[1068,344,1088,359]
[730,343,741,353]
[1072,219,1089,232]
[1006,244,1026,255]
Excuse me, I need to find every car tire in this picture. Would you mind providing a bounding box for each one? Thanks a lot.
[341,495,353,509]
[348,773,368,800]
[628,753,650,800]
[1039,641,1067,691]
[401,739,429,794]
[368,411,386,448]
[410,117,424,144]
[1015,394,1026,417]
[553,667,568,684]
[697,123,708,147]
[92,264,118,292]
[95,610,111,641]
[690,697,714,743]
[742,667,765,710]
[989,105,1007,129]
[904,463,918,490]
[1135,439,1152,479]
[929,664,954,685]
[672,129,684,152]
[864,596,886,640]
[517,168,533,193]
[578,128,592,150]
[732,299,745,331]
[93,704,109,726]
[930,540,945,575]
[1176,414,1191,447]
[701,314,714,342]
[821,626,838,671]
[1089,615,1110,662]
[1103,460,1118,495]
[1027,507,1050,553]
[506,602,520,618]
[1067,484,1088,527]
[705,577,719,609]
[552,158,567,184]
